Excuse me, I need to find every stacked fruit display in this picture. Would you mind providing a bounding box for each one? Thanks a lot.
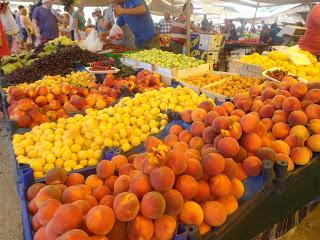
[128,49,205,69]
[12,87,208,178]
[181,73,235,88]
[240,50,320,81]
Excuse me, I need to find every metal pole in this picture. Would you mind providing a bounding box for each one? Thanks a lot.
[185,0,191,56]
[250,1,260,37]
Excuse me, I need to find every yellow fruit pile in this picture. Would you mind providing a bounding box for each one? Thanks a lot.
[240,50,320,81]
[13,87,209,178]
[182,73,233,87]
[13,71,95,89]
[48,36,74,46]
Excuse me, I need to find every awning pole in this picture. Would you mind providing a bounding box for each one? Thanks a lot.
[185,0,191,56]
[250,1,260,37]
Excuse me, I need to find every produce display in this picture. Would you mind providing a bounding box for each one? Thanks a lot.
[12,87,208,177]
[128,49,205,69]
[182,72,238,88]
[5,46,106,85]
[102,42,133,53]
[1,36,74,75]
[264,69,298,82]
[240,50,320,81]
[204,76,264,97]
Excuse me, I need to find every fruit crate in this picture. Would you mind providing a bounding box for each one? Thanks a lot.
[262,67,308,84]
[121,56,138,69]
[229,60,263,78]
[136,61,154,71]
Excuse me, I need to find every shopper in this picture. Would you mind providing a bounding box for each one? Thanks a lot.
[72,3,86,40]
[20,8,33,49]
[15,5,25,35]
[170,3,201,54]
[259,24,270,44]
[157,12,173,34]
[64,5,74,40]
[270,23,283,45]
[201,14,209,32]
[32,0,62,44]
[112,0,159,49]
[299,4,320,56]
[94,8,107,35]
[0,19,10,57]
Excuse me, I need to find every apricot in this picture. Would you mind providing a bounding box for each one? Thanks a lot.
[272,122,290,139]
[276,153,295,171]
[222,102,235,114]
[213,134,224,148]
[259,104,275,118]
[169,124,184,136]
[175,175,198,200]
[199,222,211,236]
[231,178,245,199]
[305,104,320,119]
[209,174,232,198]
[261,118,273,131]
[188,137,204,151]
[45,167,67,185]
[190,121,206,137]
[162,189,184,216]
[204,111,220,126]
[307,134,320,152]
[272,95,286,109]
[85,175,103,189]
[166,150,187,175]
[202,153,225,176]
[241,133,261,152]
[261,87,276,100]
[290,82,308,99]
[104,175,118,192]
[289,125,310,141]
[309,119,320,134]
[249,85,262,98]
[272,109,288,123]
[113,175,130,195]
[173,141,189,152]
[212,116,229,133]
[184,158,203,179]
[234,95,252,113]
[288,110,308,126]
[154,214,176,240]
[96,161,115,179]
[90,235,109,240]
[304,89,320,103]
[290,147,312,165]
[301,100,313,110]
[251,100,263,112]
[217,194,238,215]
[61,185,85,203]
[65,173,85,187]
[35,185,62,208]
[141,191,166,220]
[203,201,227,227]
[111,155,129,172]
[191,108,207,122]
[284,135,304,149]
[127,215,154,240]
[163,134,178,148]
[99,195,115,208]
[178,130,193,143]
[231,109,246,118]
[27,183,45,201]
[201,147,218,157]
[185,148,201,160]
[58,229,90,240]
[243,156,262,177]
[72,200,91,215]
[193,180,211,203]
[222,158,238,179]
[240,114,259,133]
[51,203,83,235]
[37,199,61,225]
[282,97,301,113]
[181,109,193,123]
[113,192,140,222]
[217,137,240,158]
[92,186,111,202]
[179,201,204,226]
[233,146,248,163]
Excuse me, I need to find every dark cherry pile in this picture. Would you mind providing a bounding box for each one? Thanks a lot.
[6,46,106,85]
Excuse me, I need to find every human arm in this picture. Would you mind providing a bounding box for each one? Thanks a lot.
[22,16,32,37]
[114,4,146,17]
[73,12,81,40]
[32,18,40,38]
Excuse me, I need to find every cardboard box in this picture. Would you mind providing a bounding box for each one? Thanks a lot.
[198,34,225,51]
[229,60,263,78]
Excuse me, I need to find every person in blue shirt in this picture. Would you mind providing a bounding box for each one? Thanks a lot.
[112,0,159,49]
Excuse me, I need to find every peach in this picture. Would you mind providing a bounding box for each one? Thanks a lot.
[119,164,135,176]
[96,161,115,179]
[184,158,203,179]
[254,122,267,138]
[256,147,277,162]
[285,135,304,149]
[235,163,248,181]
[113,192,140,222]
[154,214,176,240]
[106,220,126,240]
[249,85,262,98]
[289,125,310,141]
[32,214,42,231]
[85,205,115,235]
[166,150,187,175]
[85,175,103,189]
[241,133,261,153]
[259,104,275,118]
[45,219,61,240]
[92,186,111,202]
[309,119,320,134]
[240,114,259,134]
[282,97,301,113]
[179,201,204,226]
[61,185,85,203]
[276,153,295,171]
[190,121,206,137]
[51,203,83,235]
[271,95,286,109]
[199,101,214,112]
[261,118,273,131]
[72,200,91,215]
[141,191,166,219]
[272,110,288,123]
[99,195,115,208]
[28,198,39,215]
[250,100,263,112]
[173,141,189,152]
[203,201,227,227]
[27,183,45,201]
[193,180,211,203]
[191,108,208,122]
[133,154,146,170]
[127,215,154,240]
[222,102,235,114]
[111,155,129,172]
[65,173,85,187]
[58,229,90,240]
[84,195,98,208]
[35,185,62,208]
[185,148,201,160]
[307,134,320,152]
[288,110,308,126]
[304,89,320,103]
[189,136,205,150]
[175,175,198,200]
[34,226,46,240]
[222,158,238,179]
[301,100,313,110]
[290,147,311,165]
[163,134,178,148]
[204,111,220,126]
[129,173,152,199]
[104,175,118,192]
[202,153,225,176]
[209,174,232,198]
[142,158,159,175]
[234,95,252,113]
[261,87,276,100]
[37,199,61,225]
[243,156,262,176]
[201,147,218,157]
[218,137,240,158]
[290,83,308,99]
[178,130,193,143]
[113,175,130,195]
[199,222,211,236]
[217,194,238,215]
[305,104,320,119]
[212,116,229,133]
[272,122,290,139]
[234,146,248,163]
[212,106,227,116]
[213,135,224,148]
[231,109,246,118]
[169,124,184,136]
[181,110,192,123]
[162,189,184,216]
[231,178,245,199]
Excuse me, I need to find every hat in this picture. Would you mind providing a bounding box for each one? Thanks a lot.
[42,0,51,4]
[94,7,102,12]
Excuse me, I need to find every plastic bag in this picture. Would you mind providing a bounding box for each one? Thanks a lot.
[0,9,19,35]
[79,29,103,52]
[109,24,124,40]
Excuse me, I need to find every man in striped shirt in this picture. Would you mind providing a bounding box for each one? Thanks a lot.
[157,12,173,34]
[170,3,202,54]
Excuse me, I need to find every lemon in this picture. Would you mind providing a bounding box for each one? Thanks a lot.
[151,127,160,134]
[131,136,141,147]
[140,134,148,142]
[104,138,113,147]
[62,151,72,162]
[44,163,55,172]
[78,150,88,160]
[34,172,44,179]
[88,158,98,166]
[46,154,56,163]
[80,160,88,166]
[55,158,63,167]
[14,147,25,156]
[38,158,46,166]
[121,143,131,152]
[141,124,150,133]
[71,153,78,162]
[90,142,99,150]
[73,164,84,170]
[94,136,104,145]
[30,162,42,172]
[64,167,72,172]
[112,140,120,147]
[63,139,73,146]
[71,144,81,153]
[119,129,127,139]
[64,160,77,168]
